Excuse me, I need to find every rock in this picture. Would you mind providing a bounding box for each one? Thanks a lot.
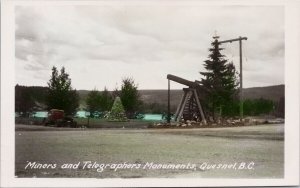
[181,124,187,127]
[170,123,177,127]
[234,119,240,123]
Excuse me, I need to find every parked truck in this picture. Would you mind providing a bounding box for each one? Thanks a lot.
[44,109,78,128]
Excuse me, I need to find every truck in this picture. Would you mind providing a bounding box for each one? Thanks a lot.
[44,109,78,128]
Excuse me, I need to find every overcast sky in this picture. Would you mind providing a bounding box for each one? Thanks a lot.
[15,5,284,90]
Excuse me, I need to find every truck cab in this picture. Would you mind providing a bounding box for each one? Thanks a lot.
[45,109,77,128]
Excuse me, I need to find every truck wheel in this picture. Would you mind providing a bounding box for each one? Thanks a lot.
[56,120,62,127]
[71,122,77,128]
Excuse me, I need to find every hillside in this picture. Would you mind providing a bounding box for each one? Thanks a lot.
[14,84,284,109]
[140,85,284,105]
[243,85,284,101]
[15,84,284,117]
[77,84,284,107]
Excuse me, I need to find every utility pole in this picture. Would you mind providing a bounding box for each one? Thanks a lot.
[217,36,247,120]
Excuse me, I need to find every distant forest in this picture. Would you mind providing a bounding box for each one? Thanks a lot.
[15,84,285,118]
[15,85,48,114]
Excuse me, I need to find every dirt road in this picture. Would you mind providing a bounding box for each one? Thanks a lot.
[15,124,284,178]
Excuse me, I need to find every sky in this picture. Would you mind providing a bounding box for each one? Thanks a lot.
[15,5,284,90]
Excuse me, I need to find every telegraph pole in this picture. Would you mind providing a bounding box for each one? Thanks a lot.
[239,38,243,119]
[217,36,247,120]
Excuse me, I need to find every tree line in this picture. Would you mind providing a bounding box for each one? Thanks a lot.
[15,85,48,116]
[15,36,284,119]
[15,67,142,118]
[15,78,283,119]
[85,77,141,118]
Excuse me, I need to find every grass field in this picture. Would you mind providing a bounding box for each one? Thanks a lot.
[15,124,284,178]
[74,118,154,128]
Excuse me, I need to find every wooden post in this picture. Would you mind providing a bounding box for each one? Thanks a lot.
[177,90,191,122]
[174,91,187,121]
[167,79,171,123]
[193,89,207,125]
[239,37,243,120]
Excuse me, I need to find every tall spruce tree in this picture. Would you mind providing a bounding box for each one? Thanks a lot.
[200,36,239,119]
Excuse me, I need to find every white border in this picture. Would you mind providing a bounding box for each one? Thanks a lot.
[1,0,299,187]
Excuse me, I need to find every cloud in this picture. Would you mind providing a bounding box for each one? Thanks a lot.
[15,5,284,89]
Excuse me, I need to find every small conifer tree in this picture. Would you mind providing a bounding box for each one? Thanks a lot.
[107,97,128,121]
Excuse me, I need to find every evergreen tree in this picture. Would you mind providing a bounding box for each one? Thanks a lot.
[276,97,285,118]
[15,85,35,116]
[86,89,102,116]
[200,36,239,119]
[119,77,141,118]
[100,87,113,111]
[107,96,127,121]
[46,66,79,115]
[243,98,274,116]
[112,86,120,99]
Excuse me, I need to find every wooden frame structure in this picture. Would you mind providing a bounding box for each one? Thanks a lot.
[167,74,207,125]
[166,36,247,123]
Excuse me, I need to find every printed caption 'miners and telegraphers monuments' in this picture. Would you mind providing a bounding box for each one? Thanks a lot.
[24,161,255,173]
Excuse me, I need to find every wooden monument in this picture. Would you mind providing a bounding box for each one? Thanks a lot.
[167,74,207,125]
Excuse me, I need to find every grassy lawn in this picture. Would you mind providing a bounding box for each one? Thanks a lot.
[15,117,157,128]
[15,124,284,178]
[74,118,155,128]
